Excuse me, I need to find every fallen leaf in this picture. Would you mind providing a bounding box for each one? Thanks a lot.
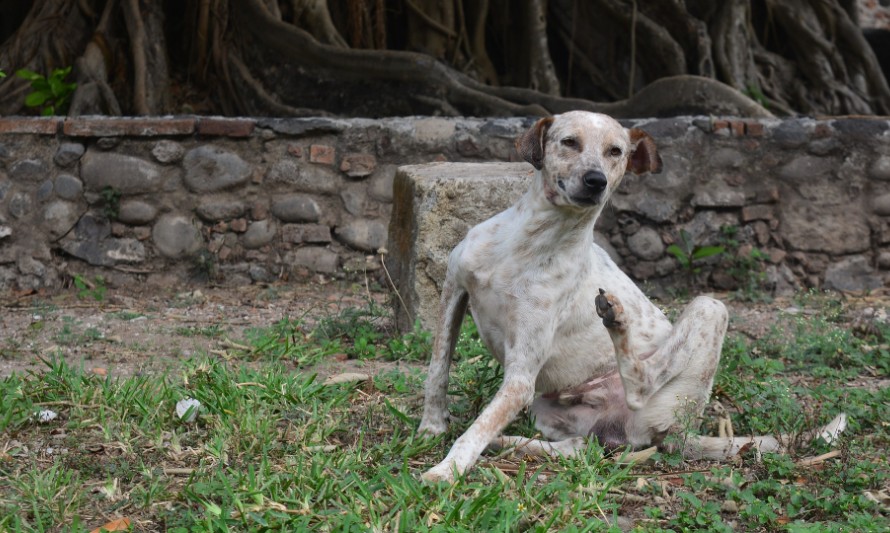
[864,490,890,510]
[721,500,739,513]
[92,367,108,376]
[323,372,370,385]
[89,517,130,533]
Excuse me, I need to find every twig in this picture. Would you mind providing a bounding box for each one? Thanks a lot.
[797,449,841,466]
[378,249,409,320]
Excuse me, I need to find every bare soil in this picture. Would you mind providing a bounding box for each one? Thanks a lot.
[0,280,396,379]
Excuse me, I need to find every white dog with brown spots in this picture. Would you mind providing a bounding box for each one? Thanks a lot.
[417,111,846,483]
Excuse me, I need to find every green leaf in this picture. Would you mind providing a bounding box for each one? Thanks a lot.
[691,245,725,261]
[24,91,48,107]
[15,68,42,81]
[666,244,691,268]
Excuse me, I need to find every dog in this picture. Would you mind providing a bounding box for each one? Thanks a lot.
[417,111,846,482]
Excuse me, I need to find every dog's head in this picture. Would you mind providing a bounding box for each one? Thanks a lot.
[515,111,662,208]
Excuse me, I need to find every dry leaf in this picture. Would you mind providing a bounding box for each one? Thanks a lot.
[323,373,370,385]
[92,367,108,376]
[89,517,131,533]
[614,446,657,464]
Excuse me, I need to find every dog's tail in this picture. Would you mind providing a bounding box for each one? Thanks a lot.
[678,413,848,460]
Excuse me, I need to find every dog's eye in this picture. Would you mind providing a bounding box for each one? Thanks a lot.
[561,138,577,148]
[609,146,622,157]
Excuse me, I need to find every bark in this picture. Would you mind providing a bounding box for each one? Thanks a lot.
[0,0,884,118]
[525,0,560,95]
[122,0,170,115]
[292,0,348,47]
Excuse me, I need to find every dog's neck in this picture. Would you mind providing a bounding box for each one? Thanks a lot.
[510,170,604,258]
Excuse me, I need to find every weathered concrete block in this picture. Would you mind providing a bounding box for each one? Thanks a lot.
[386,162,533,333]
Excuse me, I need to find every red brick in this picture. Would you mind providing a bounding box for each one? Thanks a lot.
[134,226,152,240]
[0,117,62,135]
[196,117,255,137]
[63,117,195,137]
[730,121,745,136]
[340,153,377,177]
[745,122,764,137]
[309,144,336,165]
[712,120,730,135]
[230,218,248,233]
[813,123,831,138]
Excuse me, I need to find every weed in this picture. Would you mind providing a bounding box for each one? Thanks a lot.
[313,300,390,359]
[667,228,725,276]
[100,186,121,220]
[718,225,772,302]
[15,66,77,116]
[744,84,769,108]
[107,310,146,321]
[72,274,107,301]
[175,324,225,338]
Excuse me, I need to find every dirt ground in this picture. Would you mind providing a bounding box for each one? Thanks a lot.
[0,279,397,379]
[1,280,889,382]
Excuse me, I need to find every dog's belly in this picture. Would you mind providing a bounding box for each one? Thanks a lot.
[536,326,617,392]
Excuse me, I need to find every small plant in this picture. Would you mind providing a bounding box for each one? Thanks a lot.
[190,249,218,281]
[100,186,121,220]
[666,228,725,274]
[0,69,6,78]
[744,84,769,108]
[709,225,772,301]
[72,274,107,301]
[16,66,77,116]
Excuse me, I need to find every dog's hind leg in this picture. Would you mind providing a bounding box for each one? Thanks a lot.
[595,290,728,442]
[418,275,469,436]
[489,435,587,458]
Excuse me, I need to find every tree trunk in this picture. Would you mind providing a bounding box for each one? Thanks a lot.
[0,0,883,118]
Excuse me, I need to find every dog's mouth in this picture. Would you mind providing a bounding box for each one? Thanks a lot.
[569,193,601,206]
[557,179,601,206]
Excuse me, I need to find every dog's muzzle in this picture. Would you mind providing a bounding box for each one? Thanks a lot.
[569,170,608,205]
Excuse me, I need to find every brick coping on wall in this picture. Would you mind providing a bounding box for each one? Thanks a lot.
[0,116,257,137]
[1,113,889,137]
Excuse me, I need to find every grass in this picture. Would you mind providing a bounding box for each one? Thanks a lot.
[0,291,888,531]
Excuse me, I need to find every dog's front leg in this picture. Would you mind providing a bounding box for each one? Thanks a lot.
[418,275,469,436]
[422,366,538,482]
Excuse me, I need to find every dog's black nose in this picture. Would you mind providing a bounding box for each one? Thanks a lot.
[582,171,608,193]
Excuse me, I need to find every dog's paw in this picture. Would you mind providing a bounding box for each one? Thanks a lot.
[595,288,624,329]
[417,417,448,437]
[421,461,458,483]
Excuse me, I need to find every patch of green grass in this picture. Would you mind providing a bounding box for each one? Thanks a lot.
[174,324,226,338]
[1,292,888,531]
[107,310,146,321]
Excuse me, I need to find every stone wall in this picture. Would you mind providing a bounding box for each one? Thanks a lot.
[1,115,889,301]
[0,115,522,291]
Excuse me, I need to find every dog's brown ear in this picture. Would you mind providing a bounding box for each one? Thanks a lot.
[515,117,554,170]
[627,128,663,175]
